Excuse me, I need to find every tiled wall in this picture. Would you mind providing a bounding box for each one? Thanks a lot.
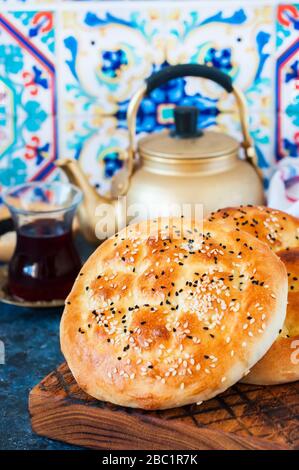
[0,1,298,198]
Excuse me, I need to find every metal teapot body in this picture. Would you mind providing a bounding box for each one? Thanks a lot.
[57,64,264,243]
[125,150,263,219]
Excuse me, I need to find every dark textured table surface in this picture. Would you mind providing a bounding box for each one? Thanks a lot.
[0,237,94,450]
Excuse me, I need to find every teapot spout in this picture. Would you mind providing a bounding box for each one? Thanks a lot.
[56,158,112,244]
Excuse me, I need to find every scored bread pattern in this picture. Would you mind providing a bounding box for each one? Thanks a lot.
[60,218,288,410]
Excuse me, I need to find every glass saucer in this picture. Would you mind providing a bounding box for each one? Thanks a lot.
[0,265,65,308]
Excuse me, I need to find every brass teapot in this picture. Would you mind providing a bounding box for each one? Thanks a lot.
[57,64,264,243]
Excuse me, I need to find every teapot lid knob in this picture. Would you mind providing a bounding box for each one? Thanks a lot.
[172,106,203,138]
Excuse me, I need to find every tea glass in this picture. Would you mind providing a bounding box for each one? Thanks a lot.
[3,182,82,302]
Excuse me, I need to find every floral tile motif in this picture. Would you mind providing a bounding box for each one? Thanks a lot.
[0,112,57,187]
[1,11,55,58]
[166,4,274,113]
[60,3,273,118]
[0,10,56,192]
[276,4,299,53]
[59,7,165,117]
[0,1,286,198]
[276,111,299,160]
[276,4,299,159]
[59,115,128,195]
[58,1,275,184]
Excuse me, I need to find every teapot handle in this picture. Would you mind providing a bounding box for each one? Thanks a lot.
[124,64,261,185]
[146,63,233,94]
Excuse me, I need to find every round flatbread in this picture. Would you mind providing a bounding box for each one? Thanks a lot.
[211,205,299,384]
[61,217,287,408]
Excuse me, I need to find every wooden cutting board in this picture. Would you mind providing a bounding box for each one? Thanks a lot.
[29,363,299,450]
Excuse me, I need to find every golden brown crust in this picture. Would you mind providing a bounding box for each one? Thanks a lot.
[60,218,287,409]
[212,206,299,384]
[209,205,299,251]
